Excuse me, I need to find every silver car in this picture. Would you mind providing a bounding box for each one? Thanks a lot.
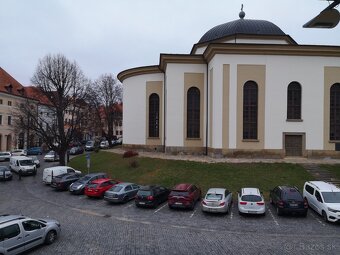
[202,188,233,214]
[104,182,140,203]
[0,215,61,255]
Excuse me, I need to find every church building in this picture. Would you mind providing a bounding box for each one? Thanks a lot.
[118,11,340,158]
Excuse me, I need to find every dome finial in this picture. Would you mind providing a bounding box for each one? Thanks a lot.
[239,4,245,19]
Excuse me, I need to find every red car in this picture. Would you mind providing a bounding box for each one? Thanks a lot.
[85,178,120,198]
[168,183,201,210]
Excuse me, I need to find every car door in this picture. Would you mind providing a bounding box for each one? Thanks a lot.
[314,190,324,215]
[273,187,281,206]
[22,220,45,250]
[0,223,25,255]
[131,184,140,197]
[124,185,133,199]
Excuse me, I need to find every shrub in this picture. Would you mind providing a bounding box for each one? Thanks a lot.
[123,150,139,158]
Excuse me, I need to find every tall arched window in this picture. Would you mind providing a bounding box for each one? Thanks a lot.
[330,83,340,141]
[187,87,200,138]
[149,93,159,138]
[243,81,258,140]
[287,82,302,120]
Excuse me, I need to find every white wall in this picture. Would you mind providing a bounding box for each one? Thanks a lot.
[123,73,163,145]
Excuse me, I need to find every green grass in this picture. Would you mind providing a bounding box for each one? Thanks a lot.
[322,164,340,179]
[69,151,313,199]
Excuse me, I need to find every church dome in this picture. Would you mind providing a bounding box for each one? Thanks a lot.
[198,18,286,44]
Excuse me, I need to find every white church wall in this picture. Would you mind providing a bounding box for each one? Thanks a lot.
[123,73,164,145]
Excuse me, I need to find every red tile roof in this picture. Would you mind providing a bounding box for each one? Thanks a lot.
[25,86,52,106]
[0,67,26,97]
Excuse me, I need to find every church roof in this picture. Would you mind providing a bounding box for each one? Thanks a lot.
[198,18,286,44]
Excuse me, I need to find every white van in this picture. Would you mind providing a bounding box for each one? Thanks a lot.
[9,156,37,175]
[43,166,82,184]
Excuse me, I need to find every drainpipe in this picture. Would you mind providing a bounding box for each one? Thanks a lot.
[163,71,166,153]
[205,61,209,156]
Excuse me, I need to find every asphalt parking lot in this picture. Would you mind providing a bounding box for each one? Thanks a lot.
[0,156,339,255]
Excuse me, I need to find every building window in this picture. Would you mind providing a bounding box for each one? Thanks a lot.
[287,82,301,120]
[243,81,258,140]
[8,116,12,126]
[330,83,340,140]
[0,115,2,125]
[8,101,12,106]
[187,87,200,138]
[148,93,160,138]
[0,99,3,104]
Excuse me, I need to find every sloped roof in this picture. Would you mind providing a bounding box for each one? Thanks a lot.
[25,86,53,106]
[0,67,26,97]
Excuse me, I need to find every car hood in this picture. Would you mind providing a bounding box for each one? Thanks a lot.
[38,218,60,227]
[71,181,85,187]
[325,203,340,210]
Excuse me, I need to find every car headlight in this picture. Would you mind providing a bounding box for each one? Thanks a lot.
[327,207,339,213]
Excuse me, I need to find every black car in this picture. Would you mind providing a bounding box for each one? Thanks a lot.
[0,166,12,181]
[69,172,108,194]
[270,186,308,216]
[51,173,82,191]
[135,185,170,208]
[69,146,84,155]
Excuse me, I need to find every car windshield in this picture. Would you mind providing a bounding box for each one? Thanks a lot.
[206,193,223,200]
[241,195,262,202]
[138,190,152,196]
[110,186,123,192]
[30,156,38,160]
[322,192,340,203]
[47,151,55,155]
[20,160,34,166]
[170,191,189,196]
[87,183,98,188]
[78,176,92,183]
[282,189,302,200]
[86,141,94,146]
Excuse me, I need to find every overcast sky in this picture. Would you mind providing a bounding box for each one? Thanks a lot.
[0,0,339,85]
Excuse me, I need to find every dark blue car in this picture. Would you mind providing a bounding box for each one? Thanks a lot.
[26,147,42,155]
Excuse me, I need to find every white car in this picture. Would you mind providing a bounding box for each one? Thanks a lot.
[43,166,82,184]
[100,140,109,149]
[11,149,27,156]
[202,188,233,214]
[44,151,59,162]
[303,181,340,223]
[0,151,11,161]
[238,187,266,215]
[29,156,40,168]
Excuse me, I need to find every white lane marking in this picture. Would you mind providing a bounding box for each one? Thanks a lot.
[125,203,134,209]
[190,208,197,218]
[154,203,167,213]
[267,208,279,226]
[230,203,234,220]
[309,212,326,227]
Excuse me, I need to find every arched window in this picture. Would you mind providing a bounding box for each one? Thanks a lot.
[187,87,200,138]
[243,81,258,140]
[330,83,340,141]
[149,93,159,138]
[287,82,302,120]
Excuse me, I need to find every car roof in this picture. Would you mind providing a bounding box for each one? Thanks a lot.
[206,188,226,194]
[172,183,192,191]
[91,178,111,184]
[307,181,340,192]
[0,215,27,225]
[139,185,161,190]
[44,166,73,171]
[85,172,106,177]
[115,182,135,186]
[241,187,261,195]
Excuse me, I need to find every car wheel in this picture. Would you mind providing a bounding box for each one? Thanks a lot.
[45,230,57,244]
[276,207,282,216]
[123,196,129,203]
[190,201,195,210]
[302,212,307,217]
[168,204,173,209]
[238,211,243,216]
[322,211,329,222]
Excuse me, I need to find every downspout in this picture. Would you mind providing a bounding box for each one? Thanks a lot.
[205,61,209,156]
[163,71,166,153]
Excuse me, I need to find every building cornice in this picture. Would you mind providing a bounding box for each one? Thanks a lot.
[117,65,162,82]
[159,54,206,71]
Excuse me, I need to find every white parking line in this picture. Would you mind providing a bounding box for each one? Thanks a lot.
[190,209,197,218]
[267,208,279,226]
[125,203,134,209]
[230,204,234,220]
[309,212,326,227]
[154,203,167,213]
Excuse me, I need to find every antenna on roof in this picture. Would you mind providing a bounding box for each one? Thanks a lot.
[239,4,245,19]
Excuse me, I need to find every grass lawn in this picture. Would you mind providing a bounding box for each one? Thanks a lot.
[322,164,340,179]
[69,151,313,199]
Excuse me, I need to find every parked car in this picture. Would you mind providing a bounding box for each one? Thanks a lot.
[11,149,27,156]
[51,173,82,191]
[104,182,140,203]
[270,185,308,216]
[69,172,108,195]
[85,141,95,151]
[202,188,233,214]
[43,166,81,184]
[69,146,84,155]
[238,188,266,215]
[26,147,42,155]
[9,156,37,176]
[84,178,120,198]
[135,185,170,208]
[303,181,340,222]
[100,140,109,149]
[0,214,61,255]
[0,166,12,181]
[28,155,40,168]
[44,151,59,162]
[0,151,11,162]
[168,183,201,210]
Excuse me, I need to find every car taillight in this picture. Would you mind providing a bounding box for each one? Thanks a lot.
[147,196,154,201]
[219,202,225,206]
[95,189,99,192]
[278,201,284,207]
[202,201,207,205]
[256,202,264,205]
[304,201,308,208]
[240,201,247,205]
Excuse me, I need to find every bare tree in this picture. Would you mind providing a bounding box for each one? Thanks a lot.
[16,54,90,165]
[90,74,122,146]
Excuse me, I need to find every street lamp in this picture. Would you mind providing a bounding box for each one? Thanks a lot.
[304,0,340,28]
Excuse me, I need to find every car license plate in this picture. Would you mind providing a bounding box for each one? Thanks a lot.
[88,189,92,192]
[139,202,145,205]
[290,203,297,207]
[175,202,182,205]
